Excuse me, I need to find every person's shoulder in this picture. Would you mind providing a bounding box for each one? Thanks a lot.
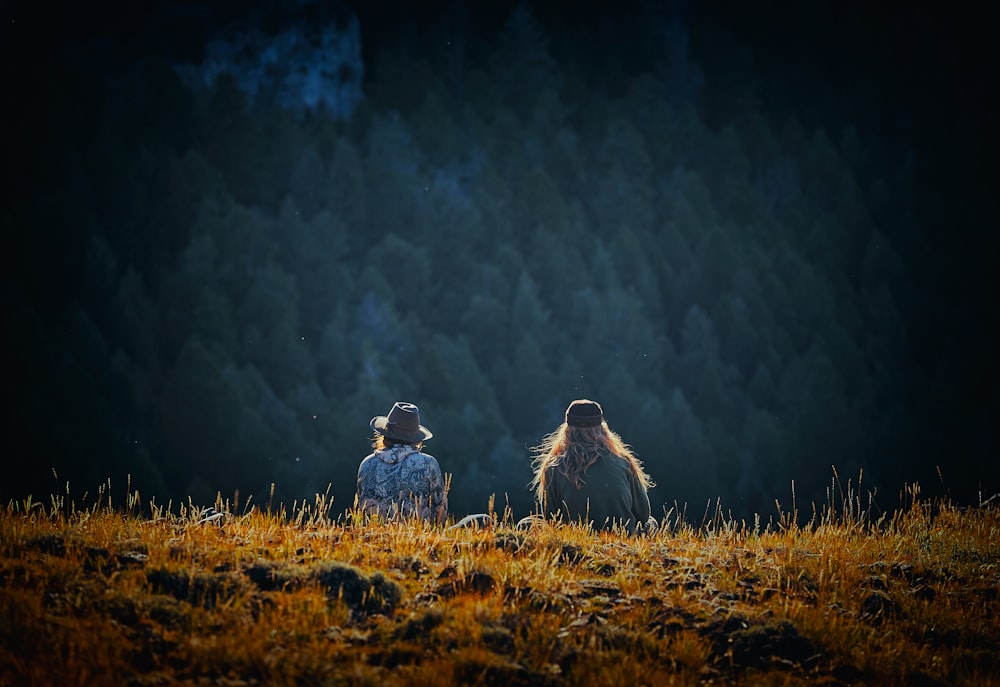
[413,450,440,465]
[601,450,633,474]
[409,451,444,476]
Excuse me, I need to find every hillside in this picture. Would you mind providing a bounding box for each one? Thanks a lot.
[2,484,997,686]
[6,1,996,522]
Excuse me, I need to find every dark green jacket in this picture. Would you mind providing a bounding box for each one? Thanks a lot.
[542,449,651,532]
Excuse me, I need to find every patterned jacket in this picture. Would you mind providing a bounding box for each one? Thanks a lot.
[356,445,447,523]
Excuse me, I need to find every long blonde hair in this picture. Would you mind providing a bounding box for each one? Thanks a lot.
[529,422,654,505]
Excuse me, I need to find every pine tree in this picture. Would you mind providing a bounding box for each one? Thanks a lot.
[367,233,433,305]
[237,261,314,396]
[489,1,562,120]
[160,233,238,358]
[660,387,718,514]
[678,305,720,393]
[712,290,761,379]
[510,272,552,334]
[155,339,274,502]
[154,150,225,270]
[325,137,368,254]
[498,333,557,442]
[363,113,423,242]
[316,304,355,399]
[410,79,466,164]
[523,225,588,319]
[641,0,704,106]
[508,166,572,243]
[279,203,352,342]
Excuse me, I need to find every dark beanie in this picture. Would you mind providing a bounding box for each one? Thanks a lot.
[565,399,604,427]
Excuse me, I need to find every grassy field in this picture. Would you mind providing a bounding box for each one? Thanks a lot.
[1,478,997,686]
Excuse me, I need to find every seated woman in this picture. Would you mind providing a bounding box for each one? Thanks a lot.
[356,402,448,524]
[528,399,657,535]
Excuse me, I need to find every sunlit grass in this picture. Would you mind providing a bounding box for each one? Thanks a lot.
[1,472,997,686]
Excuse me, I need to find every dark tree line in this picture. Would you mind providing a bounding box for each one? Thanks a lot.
[5,1,993,521]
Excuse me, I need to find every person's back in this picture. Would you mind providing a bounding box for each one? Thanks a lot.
[358,443,446,521]
[543,446,651,532]
[356,402,447,524]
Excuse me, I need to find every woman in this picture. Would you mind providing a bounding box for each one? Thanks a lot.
[529,399,656,534]
[356,401,448,524]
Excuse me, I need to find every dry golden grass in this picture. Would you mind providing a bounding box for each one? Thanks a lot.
[1,478,997,686]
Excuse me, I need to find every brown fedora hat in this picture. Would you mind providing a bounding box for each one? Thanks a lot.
[370,402,433,443]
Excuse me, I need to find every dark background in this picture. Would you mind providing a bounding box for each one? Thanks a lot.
[3,0,995,522]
